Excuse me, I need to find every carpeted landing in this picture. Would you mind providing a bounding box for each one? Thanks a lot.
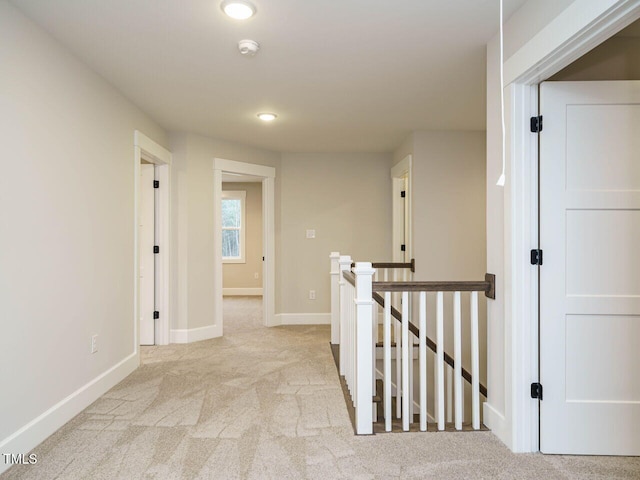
[3,296,639,479]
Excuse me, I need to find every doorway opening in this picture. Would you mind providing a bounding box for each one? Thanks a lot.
[391,155,412,268]
[212,158,276,337]
[222,175,264,333]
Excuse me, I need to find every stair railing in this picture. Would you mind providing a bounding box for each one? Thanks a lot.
[329,251,495,435]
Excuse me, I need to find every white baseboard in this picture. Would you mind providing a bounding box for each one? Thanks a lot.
[170,325,218,343]
[483,402,512,450]
[223,288,263,296]
[272,313,331,326]
[0,352,139,475]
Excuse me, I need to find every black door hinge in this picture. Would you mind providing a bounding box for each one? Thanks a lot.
[530,249,543,265]
[153,311,159,319]
[401,244,406,252]
[153,180,159,188]
[531,382,543,400]
[401,190,406,198]
[530,116,543,133]
[153,246,159,254]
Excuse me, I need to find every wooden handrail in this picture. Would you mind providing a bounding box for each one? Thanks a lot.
[373,273,495,299]
[372,292,488,398]
[351,259,415,273]
[343,270,356,287]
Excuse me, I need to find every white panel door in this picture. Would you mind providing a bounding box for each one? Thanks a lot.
[540,81,640,455]
[139,164,155,346]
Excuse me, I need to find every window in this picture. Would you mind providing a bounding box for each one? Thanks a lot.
[221,190,246,263]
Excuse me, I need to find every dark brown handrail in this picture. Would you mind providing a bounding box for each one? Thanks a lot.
[351,259,415,273]
[374,273,495,299]
[343,270,356,287]
[372,292,488,398]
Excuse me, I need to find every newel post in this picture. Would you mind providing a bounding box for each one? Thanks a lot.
[338,255,352,376]
[354,261,375,435]
[330,252,341,345]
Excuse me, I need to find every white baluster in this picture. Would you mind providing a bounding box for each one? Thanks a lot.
[419,291,427,431]
[395,269,401,420]
[354,262,375,435]
[330,252,341,345]
[433,349,438,425]
[454,291,462,430]
[402,291,409,431]
[384,292,392,432]
[437,291,445,431]
[471,291,480,430]
[338,256,351,377]
[409,332,414,422]
[372,280,378,407]
[447,365,453,424]
[351,281,356,403]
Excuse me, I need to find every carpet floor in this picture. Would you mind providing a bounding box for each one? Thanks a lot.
[3,296,639,479]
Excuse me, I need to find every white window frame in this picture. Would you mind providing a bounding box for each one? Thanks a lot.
[221,190,246,263]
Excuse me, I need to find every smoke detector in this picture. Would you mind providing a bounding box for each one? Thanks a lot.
[238,39,260,56]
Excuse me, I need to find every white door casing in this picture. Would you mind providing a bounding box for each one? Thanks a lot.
[139,164,155,345]
[391,155,412,266]
[539,80,640,455]
[134,131,171,347]
[490,0,640,454]
[213,158,276,335]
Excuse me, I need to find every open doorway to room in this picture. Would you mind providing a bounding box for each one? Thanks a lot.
[391,155,412,269]
[221,175,264,333]
[212,158,276,338]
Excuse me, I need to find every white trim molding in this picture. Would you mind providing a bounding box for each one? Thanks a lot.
[492,0,640,454]
[170,325,219,344]
[221,190,247,263]
[483,402,511,451]
[391,155,412,264]
[272,313,331,326]
[223,288,263,296]
[0,353,138,475]
[213,158,275,179]
[134,130,172,347]
[213,158,276,333]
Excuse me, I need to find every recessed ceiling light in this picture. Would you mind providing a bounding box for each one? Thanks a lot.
[221,0,256,20]
[257,113,277,122]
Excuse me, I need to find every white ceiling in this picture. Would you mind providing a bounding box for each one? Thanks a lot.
[12,0,528,153]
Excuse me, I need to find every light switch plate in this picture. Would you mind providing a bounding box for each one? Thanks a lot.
[306,229,316,239]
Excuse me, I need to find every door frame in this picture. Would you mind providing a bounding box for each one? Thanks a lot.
[213,158,276,332]
[391,155,412,265]
[502,1,640,452]
[134,131,172,347]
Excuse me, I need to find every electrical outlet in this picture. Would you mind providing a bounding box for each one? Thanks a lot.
[91,335,98,354]
[254,272,259,279]
[306,229,316,239]
[309,290,316,300]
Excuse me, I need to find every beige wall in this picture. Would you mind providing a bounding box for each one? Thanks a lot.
[171,144,393,322]
[169,132,281,330]
[280,153,392,314]
[409,131,487,281]
[222,182,263,289]
[502,0,575,58]
[0,0,168,459]
[393,131,487,407]
[392,133,414,166]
